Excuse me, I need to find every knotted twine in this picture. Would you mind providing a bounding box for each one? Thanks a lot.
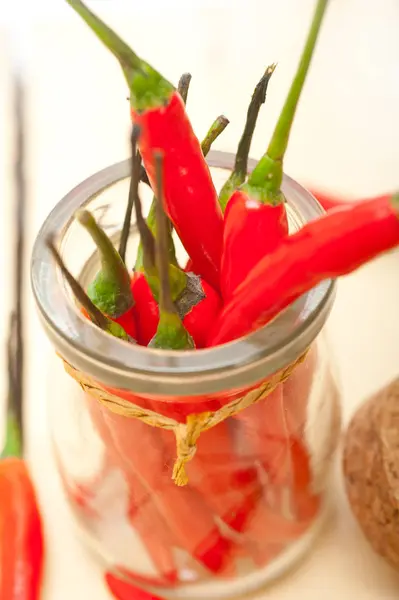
[63,350,308,486]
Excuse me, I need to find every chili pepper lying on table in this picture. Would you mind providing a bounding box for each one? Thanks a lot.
[129,129,222,348]
[0,314,44,600]
[209,192,399,347]
[221,0,329,302]
[105,571,163,600]
[67,0,223,291]
[75,209,138,339]
[218,63,276,212]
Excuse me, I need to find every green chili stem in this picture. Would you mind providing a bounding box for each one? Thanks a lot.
[201,115,230,156]
[1,314,22,459]
[267,0,328,162]
[66,0,174,110]
[47,237,109,329]
[119,125,142,263]
[66,0,142,73]
[76,209,132,300]
[248,0,329,193]
[47,237,129,340]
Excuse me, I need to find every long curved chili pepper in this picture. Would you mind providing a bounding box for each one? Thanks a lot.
[220,0,329,301]
[218,64,276,211]
[134,73,193,273]
[135,113,229,273]
[47,237,131,341]
[67,0,223,290]
[76,210,137,339]
[209,192,399,346]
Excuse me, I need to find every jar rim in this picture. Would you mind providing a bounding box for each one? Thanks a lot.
[31,151,336,397]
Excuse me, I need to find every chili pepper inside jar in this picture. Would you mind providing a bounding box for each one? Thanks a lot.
[31,152,341,599]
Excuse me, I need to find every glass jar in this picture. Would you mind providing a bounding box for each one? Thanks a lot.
[31,151,341,599]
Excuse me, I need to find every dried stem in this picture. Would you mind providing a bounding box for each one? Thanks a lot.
[177,72,192,104]
[47,237,109,330]
[119,124,141,262]
[235,64,276,179]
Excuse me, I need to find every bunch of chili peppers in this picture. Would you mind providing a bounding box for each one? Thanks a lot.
[45,0,399,597]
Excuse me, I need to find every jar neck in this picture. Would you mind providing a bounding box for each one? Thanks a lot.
[31,151,336,397]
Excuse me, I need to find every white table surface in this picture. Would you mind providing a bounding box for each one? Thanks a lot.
[1,1,399,598]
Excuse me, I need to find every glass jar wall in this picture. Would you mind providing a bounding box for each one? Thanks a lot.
[32,152,341,599]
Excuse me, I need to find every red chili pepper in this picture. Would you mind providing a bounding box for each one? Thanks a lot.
[132,271,221,348]
[209,193,399,346]
[220,0,329,301]
[67,0,223,291]
[131,272,159,346]
[134,73,192,274]
[131,142,222,348]
[0,458,44,600]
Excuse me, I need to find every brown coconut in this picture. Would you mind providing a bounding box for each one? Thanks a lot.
[343,378,399,570]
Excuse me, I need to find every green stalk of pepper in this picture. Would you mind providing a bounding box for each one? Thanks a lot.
[221,0,329,301]
[47,237,130,341]
[148,152,195,350]
[218,63,276,211]
[76,210,137,339]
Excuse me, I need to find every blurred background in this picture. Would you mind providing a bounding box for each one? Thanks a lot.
[0,1,399,598]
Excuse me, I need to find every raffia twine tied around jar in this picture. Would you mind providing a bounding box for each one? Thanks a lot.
[62,350,308,486]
